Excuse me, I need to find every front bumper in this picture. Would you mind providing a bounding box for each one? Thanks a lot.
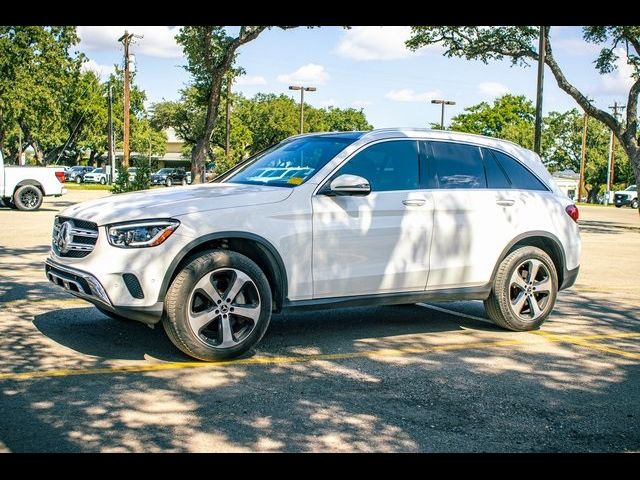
[44,259,164,324]
[560,265,580,290]
[614,196,632,206]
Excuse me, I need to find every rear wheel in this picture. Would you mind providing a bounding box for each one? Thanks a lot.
[181,178,187,186]
[75,176,82,184]
[166,178,172,187]
[163,249,272,361]
[484,246,558,331]
[615,204,622,208]
[13,185,43,211]
[631,199,638,209]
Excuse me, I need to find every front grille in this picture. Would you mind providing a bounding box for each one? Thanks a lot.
[614,194,626,202]
[52,216,99,258]
[45,263,92,295]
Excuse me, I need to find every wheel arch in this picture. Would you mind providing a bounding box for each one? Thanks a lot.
[14,179,44,195]
[159,232,288,312]
[491,231,567,289]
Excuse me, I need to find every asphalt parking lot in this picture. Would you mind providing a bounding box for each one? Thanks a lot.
[0,190,639,452]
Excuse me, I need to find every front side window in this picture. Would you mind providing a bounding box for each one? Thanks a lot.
[224,136,358,188]
[426,141,486,189]
[334,140,419,192]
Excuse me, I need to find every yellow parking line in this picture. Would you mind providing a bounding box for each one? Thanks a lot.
[532,331,640,360]
[0,338,526,382]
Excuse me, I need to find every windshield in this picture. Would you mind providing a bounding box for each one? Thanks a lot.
[155,169,173,175]
[222,136,357,188]
[71,166,84,171]
[128,167,137,172]
[93,168,103,174]
[625,185,637,191]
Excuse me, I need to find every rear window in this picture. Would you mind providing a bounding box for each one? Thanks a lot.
[489,150,548,191]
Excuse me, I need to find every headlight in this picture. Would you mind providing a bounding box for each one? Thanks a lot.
[107,220,180,248]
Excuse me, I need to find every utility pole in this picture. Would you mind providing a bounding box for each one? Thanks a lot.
[431,99,456,129]
[225,76,231,158]
[107,83,114,184]
[118,31,142,171]
[579,112,587,202]
[534,25,546,155]
[289,85,317,134]
[607,101,625,191]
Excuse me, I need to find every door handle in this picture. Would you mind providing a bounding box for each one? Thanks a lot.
[402,199,426,207]
[496,199,515,206]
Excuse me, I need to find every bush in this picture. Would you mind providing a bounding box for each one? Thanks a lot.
[111,167,130,194]
[111,159,152,194]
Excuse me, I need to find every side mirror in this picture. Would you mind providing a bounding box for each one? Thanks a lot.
[327,174,371,196]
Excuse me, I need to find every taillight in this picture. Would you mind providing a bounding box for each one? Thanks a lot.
[565,204,579,223]
[55,171,65,183]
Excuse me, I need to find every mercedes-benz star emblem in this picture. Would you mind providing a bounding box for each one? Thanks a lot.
[56,221,73,254]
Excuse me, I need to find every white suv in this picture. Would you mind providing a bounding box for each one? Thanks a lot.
[45,129,581,361]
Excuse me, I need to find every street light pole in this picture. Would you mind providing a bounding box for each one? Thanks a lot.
[430,99,456,129]
[289,85,317,134]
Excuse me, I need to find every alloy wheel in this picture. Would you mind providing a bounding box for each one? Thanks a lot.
[508,259,552,320]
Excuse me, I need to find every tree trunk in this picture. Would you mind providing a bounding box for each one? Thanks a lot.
[89,150,96,167]
[191,74,225,184]
[614,138,640,214]
[33,142,45,165]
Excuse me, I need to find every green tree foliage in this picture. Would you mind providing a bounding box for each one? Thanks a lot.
[0,26,83,163]
[151,91,372,175]
[407,26,640,210]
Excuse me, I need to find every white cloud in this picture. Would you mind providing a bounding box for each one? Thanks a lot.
[554,38,600,56]
[277,63,329,85]
[335,26,438,61]
[351,99,374,108]
[594,48,635,96]
[235,75,267,86]
[81,58,115,79]
[478,81,510,97]
[78,26,183,58]
[385,88,441,102]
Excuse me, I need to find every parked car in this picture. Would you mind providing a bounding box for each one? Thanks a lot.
[614,184,638,209]
[150,167,189,187]
[127,167,137,182]
[45,128,581,361]
[0,151,65,211]
[65,166,95,184]
[83,168,114,185]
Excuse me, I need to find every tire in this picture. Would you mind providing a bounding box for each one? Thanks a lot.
[166,178,172,187]
[163,249,273,361]
[75,176,82,184]
[631,199,638,209]
[484,246,558,332]
[100,177,106,185]
[13,185,43,211]
[615,204,622,208]
[95,305,133,322]
[181,178,187,186]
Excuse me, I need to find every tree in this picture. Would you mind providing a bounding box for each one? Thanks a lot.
[0,26,83,164]
[449,94,535,142]
[176,26,291,183]
[407,26,640,212]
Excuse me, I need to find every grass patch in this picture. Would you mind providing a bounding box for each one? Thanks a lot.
[64,183,112,191]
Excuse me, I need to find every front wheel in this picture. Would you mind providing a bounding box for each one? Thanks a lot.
[166,178,172,187]
[631,199,638,209]
[13,185,43,211]
[484,246,558,331]
[163,249,273,361]
[181,178,187,186]
[100,177,106,185]
[615,204,622,208]
[75,176,82,184]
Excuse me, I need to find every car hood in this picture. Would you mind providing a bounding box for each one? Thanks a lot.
[60,183,294,226]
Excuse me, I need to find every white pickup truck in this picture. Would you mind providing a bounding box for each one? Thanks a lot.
[0,151,66,211]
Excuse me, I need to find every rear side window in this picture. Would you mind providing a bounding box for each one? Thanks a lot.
[490,149,548,191]
[337,140,419,192]
[482,148,511,189]
[426,141,486,189]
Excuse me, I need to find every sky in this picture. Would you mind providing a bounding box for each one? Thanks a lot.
[77,26,634,129]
